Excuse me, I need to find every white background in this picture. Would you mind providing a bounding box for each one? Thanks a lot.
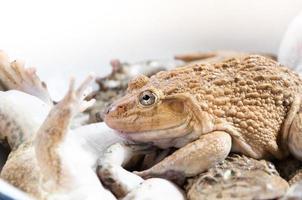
[0,0,301,99]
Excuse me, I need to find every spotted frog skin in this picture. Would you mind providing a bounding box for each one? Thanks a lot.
[104,55,302,180]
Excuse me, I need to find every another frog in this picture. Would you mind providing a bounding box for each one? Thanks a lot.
[0,51,118,200]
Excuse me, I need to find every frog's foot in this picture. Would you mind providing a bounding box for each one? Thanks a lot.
[59,75,95,114]
[133,131,232,184]
[35,76,95,188]
[0,51,52,105]
[98,143,145,198]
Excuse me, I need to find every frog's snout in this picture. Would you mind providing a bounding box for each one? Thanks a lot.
[103,101,131,131]
[102,103,119,123]
[95,103,115,122]
[104,103,120,114]
[104,104,112,114]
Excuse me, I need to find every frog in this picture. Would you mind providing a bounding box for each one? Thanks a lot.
[0,51,119,200]
[103,55,302,181]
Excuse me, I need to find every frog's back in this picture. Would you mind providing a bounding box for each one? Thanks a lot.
[150,55,302,158]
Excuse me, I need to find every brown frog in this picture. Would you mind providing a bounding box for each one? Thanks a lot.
[103,55,302,180]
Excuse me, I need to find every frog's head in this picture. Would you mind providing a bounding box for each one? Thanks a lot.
[103,75,201,145]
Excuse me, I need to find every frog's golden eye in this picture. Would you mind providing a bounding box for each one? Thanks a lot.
[139,90,156,106]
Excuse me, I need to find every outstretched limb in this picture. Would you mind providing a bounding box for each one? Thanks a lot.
[34,75,95,191]
[134,131,232,185]
[0,51,53,105]
[98,142,155,198]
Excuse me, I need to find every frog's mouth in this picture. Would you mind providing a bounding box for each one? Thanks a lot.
[113,115,194,144]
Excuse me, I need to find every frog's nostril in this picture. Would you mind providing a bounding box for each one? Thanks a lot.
[103,104,125,118]
[104,104,116,115]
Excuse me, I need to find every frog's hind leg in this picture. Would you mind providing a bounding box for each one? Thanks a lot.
[34,76,95,190]
[0,51,53,105]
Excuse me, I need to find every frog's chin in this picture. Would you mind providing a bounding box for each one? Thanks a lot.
[110,114,195,145]
[114,121,194,146]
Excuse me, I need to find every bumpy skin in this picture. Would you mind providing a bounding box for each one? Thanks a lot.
[104,55,302,180]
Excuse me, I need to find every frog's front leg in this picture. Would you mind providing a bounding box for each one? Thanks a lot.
[34,76,96,191]
[0,51,52,105]
[134,131,232,184]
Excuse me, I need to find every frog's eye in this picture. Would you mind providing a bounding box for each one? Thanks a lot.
[139,90,156,106]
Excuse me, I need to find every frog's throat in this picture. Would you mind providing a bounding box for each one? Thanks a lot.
[119,114,195,143]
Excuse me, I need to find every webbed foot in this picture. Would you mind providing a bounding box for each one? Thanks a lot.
[0,51,52,105]
[59,75,95,114]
